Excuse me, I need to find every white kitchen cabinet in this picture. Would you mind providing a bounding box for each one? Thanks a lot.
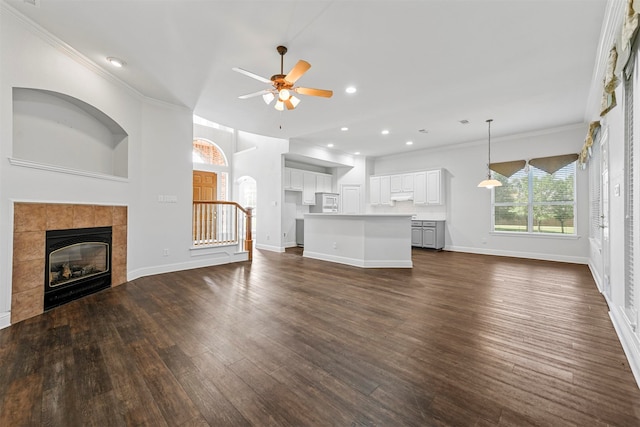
[402,173,414,191]
[317,174,332,193]
[413,169,443,205]
[426,169,443,205]
[291,169,303,190]
[302,172,317,204]
[390,174,402,193]
[380,175,392,205]
[370,176,381,205]
[284,167,303,191]
[413,172,427,205]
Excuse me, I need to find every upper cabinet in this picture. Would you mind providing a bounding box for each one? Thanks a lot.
[390,173,414,193]
[425,169,442,205]
[284,167,333,205]
[371,169,444,206]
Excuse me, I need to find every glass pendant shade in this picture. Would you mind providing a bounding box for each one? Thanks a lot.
[274,100,285,111]
[262,92,275,105]
[289,96,300,108]
[478,119,502,189]
[477,178,502,189]
[278,89,290,101]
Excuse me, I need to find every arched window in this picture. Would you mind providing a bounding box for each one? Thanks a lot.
[193,138,228,201]
[193,139,227,166]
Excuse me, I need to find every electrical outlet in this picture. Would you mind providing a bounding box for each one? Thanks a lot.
[266,234,270,240]
[163,248,169,256]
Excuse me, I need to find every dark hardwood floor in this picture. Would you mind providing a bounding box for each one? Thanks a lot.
[1,247,640,426]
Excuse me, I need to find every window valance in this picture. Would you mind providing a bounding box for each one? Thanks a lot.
[491,154,579,178]
[529,154,579,175]
[489,160,526,178]
[578,120,601,168]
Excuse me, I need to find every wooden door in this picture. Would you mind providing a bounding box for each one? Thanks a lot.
[193,171,217,201]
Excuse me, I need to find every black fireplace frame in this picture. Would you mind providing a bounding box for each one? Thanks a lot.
[44,226,112,310]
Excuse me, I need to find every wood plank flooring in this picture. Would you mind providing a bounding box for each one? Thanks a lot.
[1,248,640,426]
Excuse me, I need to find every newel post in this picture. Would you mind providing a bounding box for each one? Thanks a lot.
[245,207,253,261]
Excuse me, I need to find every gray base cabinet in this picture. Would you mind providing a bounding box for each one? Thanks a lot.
[411,220,445,249]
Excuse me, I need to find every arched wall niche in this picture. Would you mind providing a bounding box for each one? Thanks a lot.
[12,87,129,178]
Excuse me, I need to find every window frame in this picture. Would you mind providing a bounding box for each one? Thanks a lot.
[491,161,578,237]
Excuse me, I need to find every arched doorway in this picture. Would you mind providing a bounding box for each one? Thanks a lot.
[192,138,228,201]
[238,176,257,234]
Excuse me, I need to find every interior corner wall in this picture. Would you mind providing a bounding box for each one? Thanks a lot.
[234,131,289,252]
[0,6,199,324]
[372,125,590,264]
[0,6,140,322]
[126,101,193,279]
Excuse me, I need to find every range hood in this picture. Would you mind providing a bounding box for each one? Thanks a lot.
[390,192,413,201]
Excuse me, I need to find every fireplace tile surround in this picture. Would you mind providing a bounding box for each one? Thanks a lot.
[12,203,127,324]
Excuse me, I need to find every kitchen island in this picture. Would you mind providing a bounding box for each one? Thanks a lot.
[303,213,413,268]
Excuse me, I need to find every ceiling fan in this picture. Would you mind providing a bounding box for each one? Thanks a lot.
[233,45,333,111]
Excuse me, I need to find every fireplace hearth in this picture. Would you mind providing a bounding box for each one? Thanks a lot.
[44,226,112,310]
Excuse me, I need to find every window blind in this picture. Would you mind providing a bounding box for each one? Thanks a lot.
[624,58,637,323]
[589,139,601,243]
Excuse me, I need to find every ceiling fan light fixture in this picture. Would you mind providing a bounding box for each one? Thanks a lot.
[279,89,290,101]
[289,95,300,108]
[274,100,285,111]
[263,92,275,105]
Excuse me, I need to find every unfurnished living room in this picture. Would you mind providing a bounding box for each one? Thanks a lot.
[2,0,640,425]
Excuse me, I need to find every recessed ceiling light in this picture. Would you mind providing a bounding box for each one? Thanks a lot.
[406,141,414,146]
[345,86,357,94]
[107,57,125,68]
[327,143,334,148]
[381,129,390,135]
[341,127,349,131]
[459,119,470,125]
[354,151,361,155]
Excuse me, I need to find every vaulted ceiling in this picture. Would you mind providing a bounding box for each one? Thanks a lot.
[4,0,607,158]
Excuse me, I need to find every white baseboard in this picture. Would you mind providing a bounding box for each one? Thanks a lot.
[255,243,285,253]
[609,307,640,389]
[445,245,588,265]
[588,260,604,294]
[128,252,249,282]
[0,311,11,329]
[303,251,412,268]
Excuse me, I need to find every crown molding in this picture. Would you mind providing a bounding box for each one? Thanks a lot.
[1,2,190,112]
[585,0,627,120]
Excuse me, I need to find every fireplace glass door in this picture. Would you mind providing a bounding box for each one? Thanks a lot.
[49,242,109,288]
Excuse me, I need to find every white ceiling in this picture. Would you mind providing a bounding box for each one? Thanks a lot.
[5,0,607,158]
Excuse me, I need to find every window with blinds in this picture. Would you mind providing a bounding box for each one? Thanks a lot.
[589,140,602,244]
[624,57,637,323]
[493,157,577,235]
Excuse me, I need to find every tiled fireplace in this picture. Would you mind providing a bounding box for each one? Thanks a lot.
[12,203,127,324]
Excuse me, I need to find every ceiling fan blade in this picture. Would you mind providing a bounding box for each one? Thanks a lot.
[295,87,333,98]
[238,89,271,99]
[284,98,295,110]
[232,67,271,84]
[285,60,311,84]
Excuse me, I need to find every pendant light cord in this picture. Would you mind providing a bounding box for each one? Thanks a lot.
[486,119,493,178]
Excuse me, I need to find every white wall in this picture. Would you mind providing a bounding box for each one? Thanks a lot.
[234,131,288,252]
[371,125,590,264]
[127,101,193,278]
[0,6,140,323]
[0,5,215,325]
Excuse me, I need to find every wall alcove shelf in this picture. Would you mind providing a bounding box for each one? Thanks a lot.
[12,88,129,178]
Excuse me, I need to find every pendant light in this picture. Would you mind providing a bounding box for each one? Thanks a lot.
[477,119,502,189]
